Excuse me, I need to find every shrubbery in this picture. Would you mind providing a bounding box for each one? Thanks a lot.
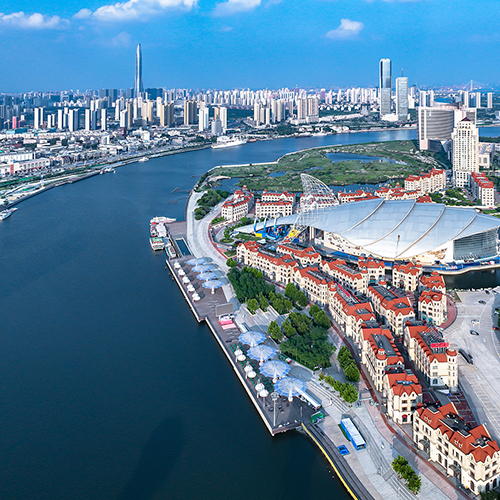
[392,456,422,495]
[319,372,358,404]
[227,267,274,303]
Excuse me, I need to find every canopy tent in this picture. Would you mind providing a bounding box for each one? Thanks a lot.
[274,377,307,402]
[201,280,224,294]
[260,360,290,382]
[193,264,213,273]
[187,258,206,266]
[238,331,265,347]
[248,345,276,364]
[197,272,217,281]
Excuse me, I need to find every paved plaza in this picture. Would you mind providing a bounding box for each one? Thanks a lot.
[444,287,500,440]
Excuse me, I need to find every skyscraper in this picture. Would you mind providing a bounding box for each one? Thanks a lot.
[134,44,144,98]
[379,58,392,116]
[452,118,479,188]
[396,77,408,121]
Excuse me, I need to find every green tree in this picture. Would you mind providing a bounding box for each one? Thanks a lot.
[282,320,297,338]
[258,293,269,312]
[296,291,309,307]
[407,474,421,495]
[268,321,283,342]
[247,298,259,314]
[345,363,360,383]
[284,298,293,312]
[341,383,358,404]
[285,283,299,300]
[226,258,237,268]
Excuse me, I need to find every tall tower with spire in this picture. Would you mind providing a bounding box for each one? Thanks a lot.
[134,44,144,98]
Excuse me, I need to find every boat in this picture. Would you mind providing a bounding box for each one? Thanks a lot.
[150,216,176,224]
[138,157,149,162]
[0,207,17,220]
[211,136,248,149]
[150,237,165,251]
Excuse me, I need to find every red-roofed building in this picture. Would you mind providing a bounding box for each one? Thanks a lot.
[255,199,294,219]
[322,260,369,294]
[329,284,375,343]
[418,289,447,325]
[276,244,321,267]
[260,190,295,203]
[361,325,404,391]
[413,402,500,495]
[404,168,446,194]
[404,324,457,390]
[221,187,254,221]
[392,261,423,292]
[367,284,415,336]
[337,190,380,204]
[470,172,495,208]
[358,256,386,282]
[420,271,446,293]
[374,185,421,201]
[293,266,333,306]
[383,369,422,424]
[236,241,297,284]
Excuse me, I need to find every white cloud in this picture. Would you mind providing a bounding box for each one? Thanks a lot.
[73,8,92,19]
[86,0,197,22]
[213,0,261,16]
[326,18,364,40]
[0,11,67,29]
[111,30,132,45]
[219,25,233,32]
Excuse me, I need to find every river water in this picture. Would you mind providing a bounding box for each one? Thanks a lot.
[0,127,499,499]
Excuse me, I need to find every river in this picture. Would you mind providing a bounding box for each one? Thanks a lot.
[0,127,499,499]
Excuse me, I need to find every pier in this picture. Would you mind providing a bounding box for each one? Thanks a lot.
[165,254,305,436]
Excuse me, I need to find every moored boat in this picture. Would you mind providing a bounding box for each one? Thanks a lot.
[150,237,165,251]
[0,207,18,221]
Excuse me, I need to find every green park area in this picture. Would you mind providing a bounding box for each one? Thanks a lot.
[207,140,444,191]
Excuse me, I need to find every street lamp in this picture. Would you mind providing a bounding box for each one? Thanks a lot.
[271,391,279,428]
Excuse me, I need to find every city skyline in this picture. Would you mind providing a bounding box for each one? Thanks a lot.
[1,0,500,92]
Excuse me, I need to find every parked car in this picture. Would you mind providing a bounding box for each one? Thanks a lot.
[479,300,486,305]
[470,330,480,336]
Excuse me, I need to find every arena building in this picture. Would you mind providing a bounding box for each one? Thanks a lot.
[244,198,500,265]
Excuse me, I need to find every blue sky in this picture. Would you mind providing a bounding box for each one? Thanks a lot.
[0,0,499,92]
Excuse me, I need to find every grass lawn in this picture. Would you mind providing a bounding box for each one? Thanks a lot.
[207,140,443,190]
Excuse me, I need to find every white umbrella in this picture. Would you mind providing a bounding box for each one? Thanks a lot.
[244,364,253,373]
[178,269,185,276]
[247,371,256,378]
[187,285,195,292]
[260,360,290,382]
[274,376,307,402]
[182,276,190,284]
[173,262,181,269]
[237,354,246,361]
[193,293,200,301]
[248,345,276,364]
[234,349,243,357]
[255,383,265,392]
[259,389,269,398]
[239,331,265,347]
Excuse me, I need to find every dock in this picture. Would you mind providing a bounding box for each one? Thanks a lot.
[165,254,308,436]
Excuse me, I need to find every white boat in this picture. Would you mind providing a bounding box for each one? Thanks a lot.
[0,207,17,220]
[211,136,248,149]
[150,217,176,224]
[150,237,165,251]
[138,157,149,162]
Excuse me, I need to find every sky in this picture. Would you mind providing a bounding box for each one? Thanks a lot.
[0,0,499,92]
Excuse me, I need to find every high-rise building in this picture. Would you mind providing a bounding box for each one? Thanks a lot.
[475,92,482,109]
[418,106,455,151]
[68,109,79,132]
[487,93,494,109]
[219,107,227,131]
[463,91,470,108]
[452,118,479,188]
[183,100,197,125]
[34,107,43,129]
[134,44,144,98]
[396,77,408,121]
[379,58,392,116]
[85,109,97,131]
[101,108,107,131]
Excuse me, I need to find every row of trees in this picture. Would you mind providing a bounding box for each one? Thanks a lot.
[195,189,229,220]
[337,346,361,383]
[319,372,358,404]
[284,283,309,308]
[392,455,422,494]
